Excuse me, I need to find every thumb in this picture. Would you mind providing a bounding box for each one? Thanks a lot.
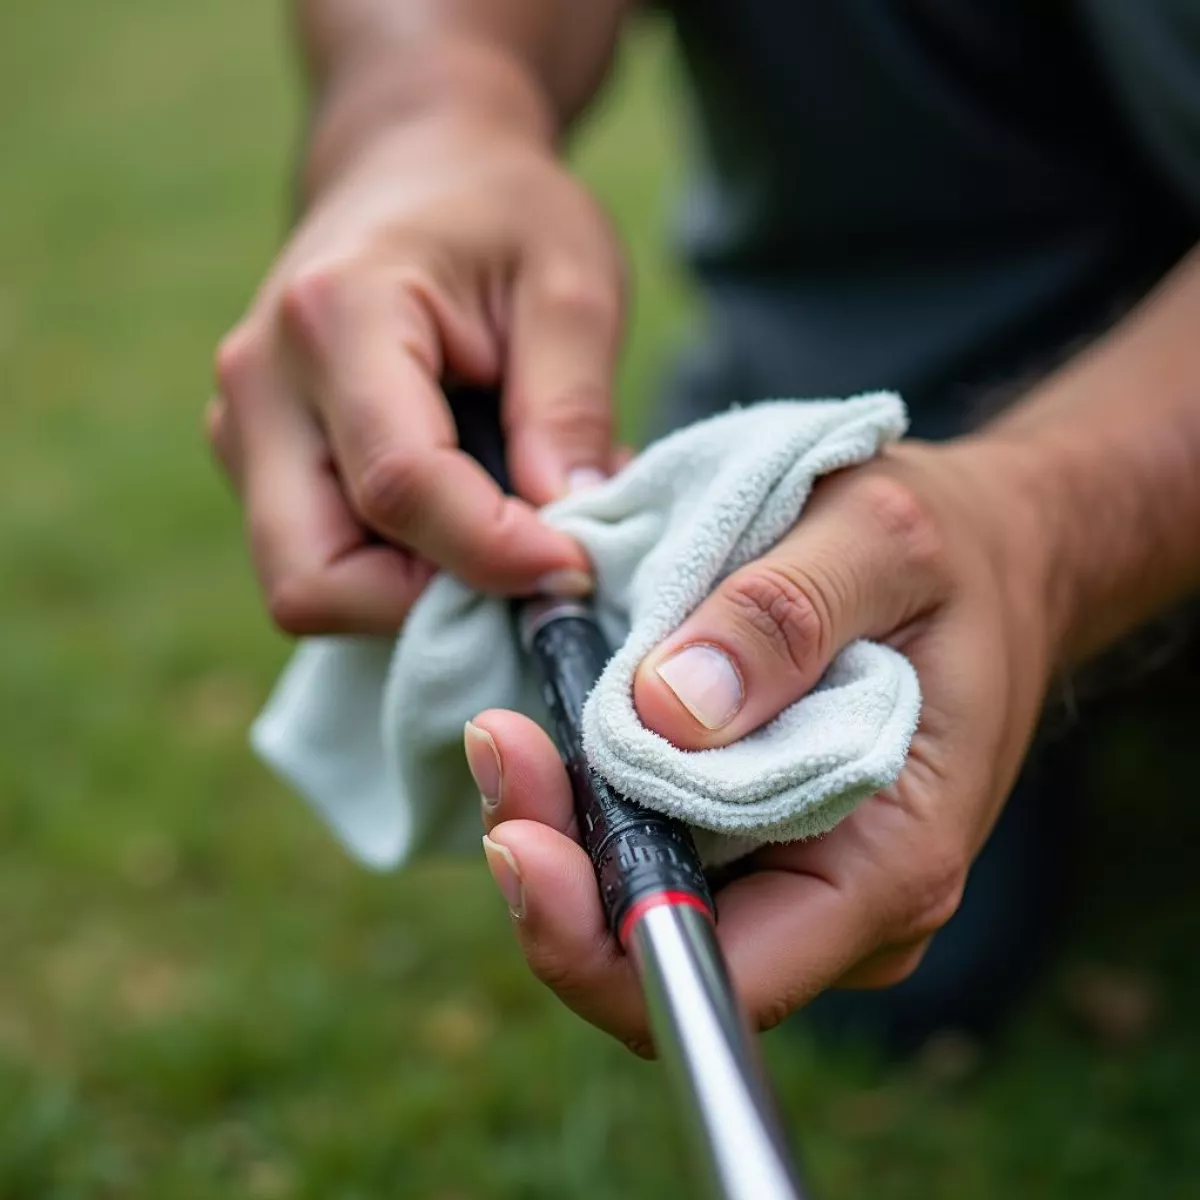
[634,473,945,750]
[502,255,623,504]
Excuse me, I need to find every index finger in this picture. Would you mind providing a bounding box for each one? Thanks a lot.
[283,268,593,595]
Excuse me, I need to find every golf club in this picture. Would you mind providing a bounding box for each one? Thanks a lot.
[450,385,808,1200]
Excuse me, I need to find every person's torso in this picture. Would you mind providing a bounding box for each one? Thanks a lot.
[658,0,1200,437]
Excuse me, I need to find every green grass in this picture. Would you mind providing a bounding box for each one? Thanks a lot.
[1,2,1198,1196]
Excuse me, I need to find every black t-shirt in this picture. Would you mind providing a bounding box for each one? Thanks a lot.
[658,0,1200,438]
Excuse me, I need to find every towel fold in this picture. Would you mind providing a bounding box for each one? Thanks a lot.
[252,394,921,869]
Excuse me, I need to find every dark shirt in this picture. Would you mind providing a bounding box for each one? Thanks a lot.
[658,0,1200,439]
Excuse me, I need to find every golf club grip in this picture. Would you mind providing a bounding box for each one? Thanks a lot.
[447,384,714,940]
[523,606,714,941]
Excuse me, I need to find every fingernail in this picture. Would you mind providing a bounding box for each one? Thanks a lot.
[482,835,525,919]
[536,568,594,597]
[655,643,744,730]
[567,466,607,493]
[464,720,501,811]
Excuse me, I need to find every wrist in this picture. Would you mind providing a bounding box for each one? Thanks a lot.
[983,426,1100,668]
[302,38,558,199]
[931,434,1064,672]
[970,402,1200,671]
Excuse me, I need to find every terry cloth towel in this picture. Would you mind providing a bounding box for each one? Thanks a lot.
[252,394,921,869]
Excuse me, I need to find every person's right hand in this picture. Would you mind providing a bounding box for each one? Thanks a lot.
[208,106,625,635]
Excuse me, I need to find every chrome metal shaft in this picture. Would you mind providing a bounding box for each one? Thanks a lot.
[629,905,806,1200]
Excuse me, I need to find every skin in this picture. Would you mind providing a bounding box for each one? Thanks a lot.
[212,1,1200,1056]
[472,248,1200,1054]
[209,1,631,632]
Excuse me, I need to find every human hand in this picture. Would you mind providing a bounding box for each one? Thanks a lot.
[465,438,1057,1055]
[208,99,624,634]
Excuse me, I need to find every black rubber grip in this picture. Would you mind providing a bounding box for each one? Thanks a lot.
[446,383,713,938]
[526,614,714,938]
[450,383,513,493]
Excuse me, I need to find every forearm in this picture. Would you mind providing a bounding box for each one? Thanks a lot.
[297,0,632,194]
[981,244,1200,666]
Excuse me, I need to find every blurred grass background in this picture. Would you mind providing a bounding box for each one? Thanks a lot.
[1,1,1198,1196]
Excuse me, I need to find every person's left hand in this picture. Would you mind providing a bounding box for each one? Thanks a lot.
[463,435,1060,1056]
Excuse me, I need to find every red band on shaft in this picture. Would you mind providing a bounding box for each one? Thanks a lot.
[617,889,714,948]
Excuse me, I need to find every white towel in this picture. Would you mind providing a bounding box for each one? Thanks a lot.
[252,394,921,869]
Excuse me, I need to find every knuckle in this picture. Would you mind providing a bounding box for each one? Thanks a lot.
[897,845,967,941]
[723,564,830,676]
[519,932,650,1052]
[279,260,353,345]
[352,450,427,533]
[865,946,929,989]
[526,954,571,993]
[621,1033,657,1061]
[756,995,797,1035]
[394,260,448,307]
[391,270,445,376]
[855,473,944,570]
[204,397,226,448]
[888,945,930,984]
[533,384,614,443]
[214,324,268,398]
[522,939,585,999]
[265,576,334,637]
[534,259,621,327]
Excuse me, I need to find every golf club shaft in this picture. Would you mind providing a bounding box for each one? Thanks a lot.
[520,597,806,1200]
[632,903,805,1200]
[450,384,805,1197]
